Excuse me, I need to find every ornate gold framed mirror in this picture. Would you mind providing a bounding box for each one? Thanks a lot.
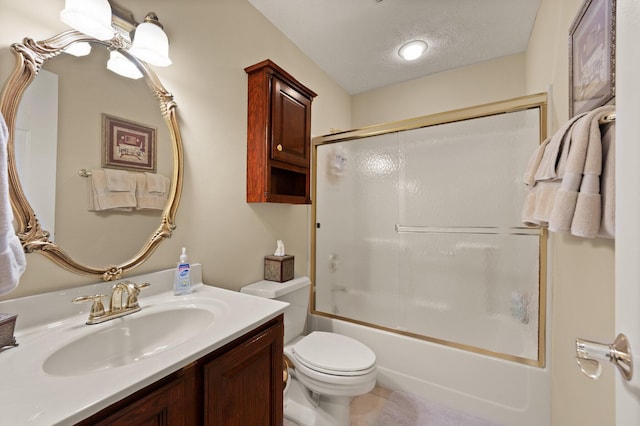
[0,30,183,281]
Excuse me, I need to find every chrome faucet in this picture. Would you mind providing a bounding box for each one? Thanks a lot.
[73,281,150,325]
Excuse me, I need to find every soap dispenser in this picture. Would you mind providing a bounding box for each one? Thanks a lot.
[173,247,192,295]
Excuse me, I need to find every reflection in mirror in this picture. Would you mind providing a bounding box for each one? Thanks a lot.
[40,41,171,266]
[15,69,58,240]
[0,31,183,280]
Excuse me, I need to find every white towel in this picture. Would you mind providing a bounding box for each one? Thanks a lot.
[523,105,616,239]
[549,105,614,236]
[88,169,137,211]
[534,112,587,182]
[145,172,167,193]
[0,113,26,296]
[135,173,169,210]
[105,169,133,192]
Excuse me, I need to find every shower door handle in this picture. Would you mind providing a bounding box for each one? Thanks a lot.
[575,334,633,381]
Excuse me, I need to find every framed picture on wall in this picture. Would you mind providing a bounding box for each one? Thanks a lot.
[569,0,616,117]
[102,113,157,172]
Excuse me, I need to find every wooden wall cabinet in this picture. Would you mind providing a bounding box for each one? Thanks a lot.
[245,59,317,204]
[76,316,284,426]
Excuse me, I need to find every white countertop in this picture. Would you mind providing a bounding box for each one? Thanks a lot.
[0,265,287,425]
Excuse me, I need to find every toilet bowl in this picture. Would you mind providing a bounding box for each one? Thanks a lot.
[241,277,377,426]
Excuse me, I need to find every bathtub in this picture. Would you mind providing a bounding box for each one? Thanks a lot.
[310,291,551,426]
[321,288,540,362]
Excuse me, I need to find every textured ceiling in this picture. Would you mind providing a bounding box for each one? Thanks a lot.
[248,0,541,95]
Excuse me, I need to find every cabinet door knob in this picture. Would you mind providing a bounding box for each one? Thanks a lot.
[276,144,283,152]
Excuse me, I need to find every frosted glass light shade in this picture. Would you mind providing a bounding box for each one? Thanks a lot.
[60,0,115,41]
[128,14,172,67]
[107,50,143,79]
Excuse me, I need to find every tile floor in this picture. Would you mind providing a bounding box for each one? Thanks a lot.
[283,385,392,426]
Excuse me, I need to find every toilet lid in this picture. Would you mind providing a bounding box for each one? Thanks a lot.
[292,332,376,374]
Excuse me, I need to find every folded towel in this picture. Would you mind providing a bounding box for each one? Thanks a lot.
[135,173,169,210]
[598,121,615,238]
[0,112,26,296]
[548,106,614,236]
[521,181,562,227]
[571,193,602,238]
[523,137,551,187]
[534,112,587,182]
[88,169,137,211]
[145,172,167,193]
[105,168,133,192]
[548,188,579,233]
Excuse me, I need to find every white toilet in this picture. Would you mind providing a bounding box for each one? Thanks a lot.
[241,276,377,426]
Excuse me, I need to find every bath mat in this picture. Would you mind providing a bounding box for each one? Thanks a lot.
[375,391,500,426]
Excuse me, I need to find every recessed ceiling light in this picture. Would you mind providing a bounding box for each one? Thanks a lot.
[398,40,428,61]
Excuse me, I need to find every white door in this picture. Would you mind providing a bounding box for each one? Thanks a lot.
[615,0,640,423]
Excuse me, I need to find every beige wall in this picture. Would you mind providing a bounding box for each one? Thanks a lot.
[527,0,616,424]
[0,0,351,299]
[351,53,527,128]
[350,0,616,424]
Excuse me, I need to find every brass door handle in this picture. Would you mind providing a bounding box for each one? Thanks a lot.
[276,144,283,152]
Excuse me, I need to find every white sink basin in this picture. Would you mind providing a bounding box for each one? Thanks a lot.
[0,265,289,426]
[43,306,215,376]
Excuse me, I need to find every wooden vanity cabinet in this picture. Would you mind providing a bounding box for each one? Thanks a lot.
[245,59,317,204]
[75,315,284,426]
[77,366,198,426]
[203,317,283,425]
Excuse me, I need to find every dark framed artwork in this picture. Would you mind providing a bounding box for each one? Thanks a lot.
[102,113,156,172]
[569,0,616,117]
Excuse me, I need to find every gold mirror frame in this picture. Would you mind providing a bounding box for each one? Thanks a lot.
[0,30,183,281]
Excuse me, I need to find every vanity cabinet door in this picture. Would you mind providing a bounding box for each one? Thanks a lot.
[203,319,284,426]
[76,365,197,426]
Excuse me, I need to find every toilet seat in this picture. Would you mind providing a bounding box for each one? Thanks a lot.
[291,332,376,377]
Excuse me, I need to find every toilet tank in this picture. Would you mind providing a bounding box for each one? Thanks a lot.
[240,276,311,344]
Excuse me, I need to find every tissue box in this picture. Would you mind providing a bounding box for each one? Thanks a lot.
[264,255,294,282]
[0,313,18,349]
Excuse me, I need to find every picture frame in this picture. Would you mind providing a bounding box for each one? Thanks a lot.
[102,113,157,172]
[569,0,616,117]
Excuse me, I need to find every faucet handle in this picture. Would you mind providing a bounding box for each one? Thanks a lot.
[135,282,151,291]
[124,282,151,309]
[73,294,107,323]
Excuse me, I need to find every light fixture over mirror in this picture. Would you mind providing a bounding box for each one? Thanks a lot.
[107,50,143,79]
[128,13,172,67]
[60,0,172,79]
[60,0,115,41]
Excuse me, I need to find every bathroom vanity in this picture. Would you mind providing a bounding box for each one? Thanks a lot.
[0,265,287,425]
[77,315,283,425]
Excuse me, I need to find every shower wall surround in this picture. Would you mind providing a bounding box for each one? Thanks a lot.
[312,94,547,366]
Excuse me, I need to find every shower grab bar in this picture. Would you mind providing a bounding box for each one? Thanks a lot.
[395,225,541,236]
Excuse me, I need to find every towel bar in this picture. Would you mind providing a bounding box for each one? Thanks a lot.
[599,112,616,124]
[395,225,541,236]
[78,169,91,177]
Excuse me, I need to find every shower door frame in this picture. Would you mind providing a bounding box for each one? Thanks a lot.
[310,92,548,367]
